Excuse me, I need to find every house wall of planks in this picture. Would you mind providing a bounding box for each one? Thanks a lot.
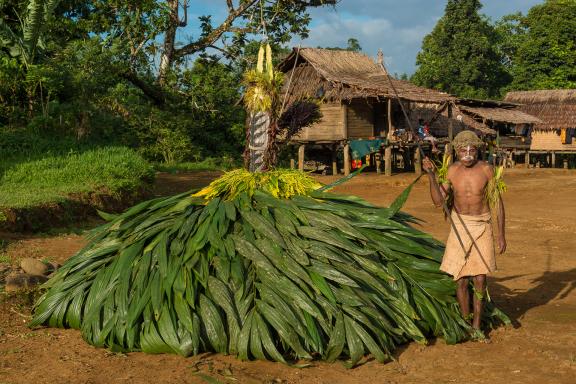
[293,100,389,141]
[293,103,346,141]
[530,130,576,151]
[346,100,375,138]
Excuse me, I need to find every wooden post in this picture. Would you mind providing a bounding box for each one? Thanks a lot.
[551,151,556,168]
[331,145,338,175]
[290,158,295,169]
[343,143,351,176]
[525,150,530,168]
[447,103,454,164]
[414,147,422,175]
[564,158,569,169]
[385,98,394,176]
[298,144,305,171]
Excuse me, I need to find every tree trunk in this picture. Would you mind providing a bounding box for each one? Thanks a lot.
[158,0,180,86]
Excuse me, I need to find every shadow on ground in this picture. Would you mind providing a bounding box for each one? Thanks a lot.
[490,268,576,324]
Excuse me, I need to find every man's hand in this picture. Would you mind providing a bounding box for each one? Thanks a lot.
[498,236,507,254]
[422,157,436,174]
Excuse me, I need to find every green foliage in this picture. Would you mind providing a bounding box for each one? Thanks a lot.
[485,165,507,209]
[179,58,246,157]
[321,37,363,52]
[0,1,339,168]
[499,0,576,90]
[31,172,509,364]
[0,0,61,65]
[412,0,511,99]
[0,146,153,208]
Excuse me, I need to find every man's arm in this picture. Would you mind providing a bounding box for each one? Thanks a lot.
[423,157,451,207]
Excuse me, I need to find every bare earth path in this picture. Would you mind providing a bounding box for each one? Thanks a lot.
[1,169,575,384]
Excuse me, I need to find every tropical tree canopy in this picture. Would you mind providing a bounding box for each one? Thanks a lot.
[412,0,511,99]
[497,0,576,91]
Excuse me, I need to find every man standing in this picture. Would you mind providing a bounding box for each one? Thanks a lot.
[423,130,506,340]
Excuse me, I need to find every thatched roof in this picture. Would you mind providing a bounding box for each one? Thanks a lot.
[279,48,454,104]
[504,90,576,130]
[408,104,497,136]
[458,105,542,125]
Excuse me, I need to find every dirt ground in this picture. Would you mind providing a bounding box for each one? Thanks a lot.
[1,169,575,384]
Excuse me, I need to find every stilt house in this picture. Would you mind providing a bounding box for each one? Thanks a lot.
[504,90,576,151]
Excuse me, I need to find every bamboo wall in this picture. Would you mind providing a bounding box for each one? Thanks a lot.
[293,102,346,141]
[347,100,375,139]
[291,99,394,142]
[530,130,576,151]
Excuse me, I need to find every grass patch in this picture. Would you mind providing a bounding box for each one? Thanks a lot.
[0,239,9,264]
[153,156,240,173]
[0,146,154,208]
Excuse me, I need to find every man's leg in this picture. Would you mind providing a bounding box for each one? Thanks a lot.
[456,277,470,320]
[472,274,487,330]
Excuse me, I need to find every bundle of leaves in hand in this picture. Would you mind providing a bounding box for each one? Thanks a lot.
[435,151,452,185]
[30,170,510,366]
[277,100,322,141]
[485,165,507,209]
[435,151,454,214]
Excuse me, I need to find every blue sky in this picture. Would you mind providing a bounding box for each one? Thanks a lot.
[183,1,543,75]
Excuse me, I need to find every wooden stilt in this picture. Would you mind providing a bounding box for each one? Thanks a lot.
[343,143,350,176]
[447,103,454,164]
[298,144,305,171]
[331,146,338,175]
[414,148,422,175]
[290,158,295,169]
[384,146,392,176]
[385,99,394,176]
[525,150,530,168]
[551,151,556,168]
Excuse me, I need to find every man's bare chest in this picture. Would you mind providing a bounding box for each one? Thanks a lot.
[450,169,489,196]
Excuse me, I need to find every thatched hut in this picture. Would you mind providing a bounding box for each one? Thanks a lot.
[278,48,456,175]
[279,48,454,138]
[504,90,576,152]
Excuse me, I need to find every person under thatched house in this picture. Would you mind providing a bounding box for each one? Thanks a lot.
[417,118,439,152]
[422,130,506,341]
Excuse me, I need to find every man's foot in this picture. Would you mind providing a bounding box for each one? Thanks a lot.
[469,328,491,343]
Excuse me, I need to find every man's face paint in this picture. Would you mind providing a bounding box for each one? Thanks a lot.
[457,145,478,164]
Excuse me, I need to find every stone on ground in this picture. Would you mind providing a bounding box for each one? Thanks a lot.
[20,258,49,276]
[5,273,48,292]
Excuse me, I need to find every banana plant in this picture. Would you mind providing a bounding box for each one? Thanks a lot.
[0,0,60,67]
